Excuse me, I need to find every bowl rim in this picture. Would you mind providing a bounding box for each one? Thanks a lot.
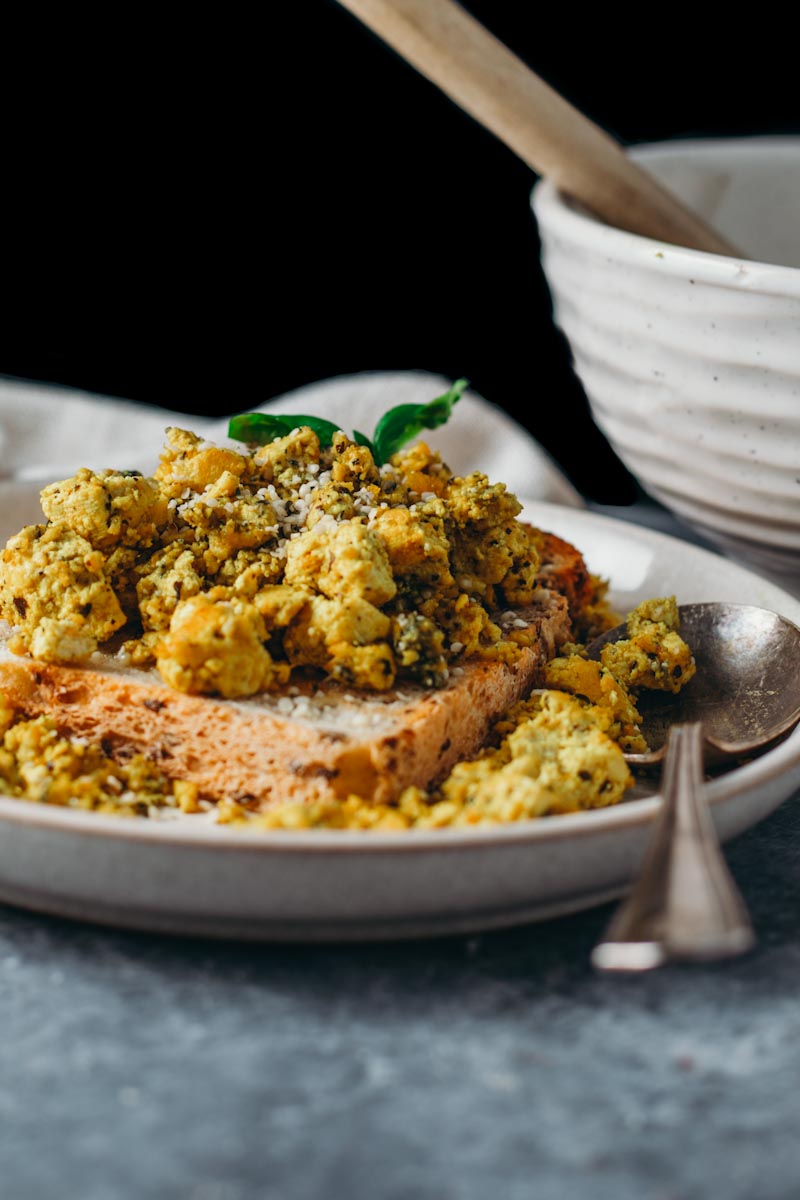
[531,135,800,295]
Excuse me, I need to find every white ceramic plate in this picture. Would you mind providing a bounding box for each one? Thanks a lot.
[1,489,799,941]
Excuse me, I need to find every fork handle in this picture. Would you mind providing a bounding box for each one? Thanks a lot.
[592,722,755,971]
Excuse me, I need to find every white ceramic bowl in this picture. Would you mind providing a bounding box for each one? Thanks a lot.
[532,136,800,593]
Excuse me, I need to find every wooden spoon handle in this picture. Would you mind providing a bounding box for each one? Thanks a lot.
[337,0,739,256]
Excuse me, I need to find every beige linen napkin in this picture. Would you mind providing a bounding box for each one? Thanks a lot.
[0,370,581,506]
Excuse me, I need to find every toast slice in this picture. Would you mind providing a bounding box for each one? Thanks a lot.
[0,592,570,809]
[532,530,594,620]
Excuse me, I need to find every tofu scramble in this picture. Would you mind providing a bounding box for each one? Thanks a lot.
[0,421,696,828]
[0,426,567,692]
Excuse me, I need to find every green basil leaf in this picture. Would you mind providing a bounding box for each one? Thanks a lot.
[228,413,342,446]
[228,414,293,443]
[353,429,377,456]
[227,379,468,462]
[372,378,468,464]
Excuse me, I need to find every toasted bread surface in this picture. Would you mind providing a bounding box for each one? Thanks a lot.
[0,595,570,809]
[530,529,594,620]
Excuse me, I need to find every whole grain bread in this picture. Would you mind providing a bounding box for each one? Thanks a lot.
[0,593,570,809]
[0,528,594,809]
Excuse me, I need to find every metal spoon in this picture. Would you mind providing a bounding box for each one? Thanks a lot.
[586,603,800,972]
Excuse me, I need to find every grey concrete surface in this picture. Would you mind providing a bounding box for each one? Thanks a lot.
[2,787,800,1200]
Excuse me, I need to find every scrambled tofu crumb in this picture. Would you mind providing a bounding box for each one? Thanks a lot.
[136,542,206,632]
[154,427,247,495]
[600,597,696,694]
[435,691,632,820]
[0,523,126,661]
[390,611,448,687]
[370,505,453,588]
[40,468,167,550]
[284,523,396,606]
[253,426,322,482]
[30,618,98,665]
[445,472,539,596]
[0,704,182,816]
[283,594,394,687]
[156,592,290,698]
[542,655,648,754]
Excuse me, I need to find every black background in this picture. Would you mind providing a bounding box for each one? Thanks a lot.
[2,5,798,501]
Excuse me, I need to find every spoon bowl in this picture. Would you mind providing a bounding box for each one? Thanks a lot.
[588,602,800,970]
[587,602,800,766]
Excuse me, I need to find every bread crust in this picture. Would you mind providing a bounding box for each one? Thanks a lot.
[0,594,570,809]
[530,529,594,620]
